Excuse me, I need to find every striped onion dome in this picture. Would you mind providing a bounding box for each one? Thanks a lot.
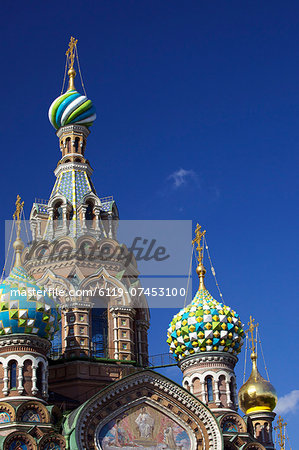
[48,89,96,130]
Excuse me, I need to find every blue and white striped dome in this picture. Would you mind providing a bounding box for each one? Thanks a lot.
[48,90,96,130]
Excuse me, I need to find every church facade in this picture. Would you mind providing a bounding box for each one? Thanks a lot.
[0,38,278,450]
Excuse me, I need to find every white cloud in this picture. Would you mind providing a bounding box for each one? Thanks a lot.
[167,168,197,188]
[275,390,299,414]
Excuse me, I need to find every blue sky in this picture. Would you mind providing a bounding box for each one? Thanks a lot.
[0,0,298,445]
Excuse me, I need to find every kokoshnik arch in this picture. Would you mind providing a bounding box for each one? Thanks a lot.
[0,37,278,450]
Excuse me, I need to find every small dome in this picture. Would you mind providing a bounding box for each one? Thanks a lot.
[238,352,277,414]
[0,266,60,340]
[167,287,244,361]
[48,90,96,130]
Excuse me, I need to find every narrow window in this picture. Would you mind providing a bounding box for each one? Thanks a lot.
[75,137,80,153]
[229,380,235,403]
[85,202,94,228]
[10,362,17,389]
[207,377,213,402]
[66,137,71,153]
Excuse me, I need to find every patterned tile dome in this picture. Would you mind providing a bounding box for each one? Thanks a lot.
[0,266,60,340]
[167,288,244,361]
[48,89,96,130]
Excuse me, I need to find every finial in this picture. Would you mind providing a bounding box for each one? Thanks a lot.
[192,223,206,290]
[274,416,287,449]
[245,315,259,373]
[246,315,259,354]
[12,195,25,268]
[66,36,78,91]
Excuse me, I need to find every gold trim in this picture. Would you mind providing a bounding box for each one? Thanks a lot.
[65,36,78,91]
[12,195,24,268]
[192,224,206,290]
[246,406,271,414]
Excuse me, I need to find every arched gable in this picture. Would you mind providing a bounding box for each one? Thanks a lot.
[64,369,223,450]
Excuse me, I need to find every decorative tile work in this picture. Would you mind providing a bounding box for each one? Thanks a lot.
[167,289,244,360]
[53,170,95,207]
[0,267,60,340]
[75,170,91,203]
[34,204,48,215]
[58,171,73,204]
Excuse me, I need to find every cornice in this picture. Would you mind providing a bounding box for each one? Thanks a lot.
[0,334,51,353]
[54,161,93,178]
[179,351,238,371]
[56,124,90,138]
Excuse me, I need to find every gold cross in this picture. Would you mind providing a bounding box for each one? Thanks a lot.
[66,36,78,71]
[245,315,259,353]
[13,195,24,223]
[192,223,206,265]
[13,195,24,240]
[274,416,287,449]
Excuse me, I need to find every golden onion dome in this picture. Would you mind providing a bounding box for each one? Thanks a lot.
[238,351,277,415]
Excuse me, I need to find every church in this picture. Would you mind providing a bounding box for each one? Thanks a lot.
[0,38,278,450]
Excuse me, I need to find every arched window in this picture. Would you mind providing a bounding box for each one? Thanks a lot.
[53,201,63,228]
[66,137,71,153]
[206,376,213,402]
[255,422,262,442]
[75,137,80,153]
[85,201,94,228]
[91,296,108,357]
[10,362,17,389]
[264,422,270,443]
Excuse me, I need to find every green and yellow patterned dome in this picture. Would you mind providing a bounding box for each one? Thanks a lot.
[167,225,244,361]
